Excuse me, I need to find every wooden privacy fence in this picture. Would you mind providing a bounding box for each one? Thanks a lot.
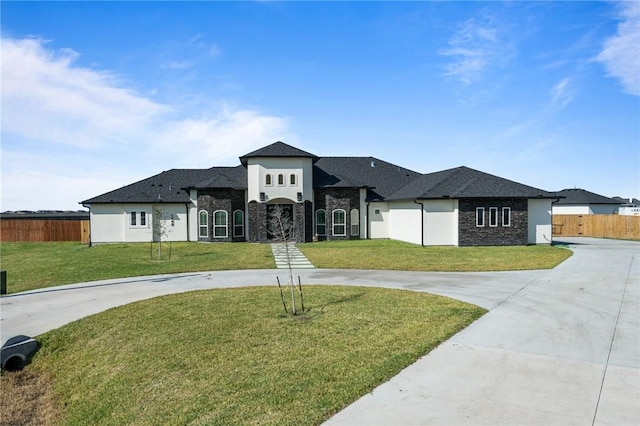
[1,219,90,244]
[553,214,640,240]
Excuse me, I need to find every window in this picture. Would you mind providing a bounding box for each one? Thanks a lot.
[278,174,284,186]
[316,209,326,236]
[214,210,228,238]
[199,210,208,237]
[130,211,148,228]
[350,209,360,236]
[476,207,485,227]
[233,210,244,237]
[333,209,346,236]
[489,207,498,227]
[290,174,296,186]
[265,174,272,186]
[502,207,511,227]
[374,208,381,215]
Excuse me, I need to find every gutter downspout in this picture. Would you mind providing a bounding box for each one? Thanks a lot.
[366,202,371,240]
[186,203,190,242]
[413,200,425,247]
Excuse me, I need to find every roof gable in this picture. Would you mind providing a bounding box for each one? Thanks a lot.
[387,166,558,201]
[239,141,318,167]
[192,166,247,189]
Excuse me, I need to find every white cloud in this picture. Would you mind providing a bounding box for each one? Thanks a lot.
[550,77,574,111]
[1,37,168,150]
[0,37,292,211]
[440,15,515,86]
[596,1,640,96]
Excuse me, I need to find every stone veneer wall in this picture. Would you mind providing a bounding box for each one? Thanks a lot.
[247,201,308,243]
[197,189,246,242]
[458,198,528,246]
[314,188,360,241]
[247,201,268,243]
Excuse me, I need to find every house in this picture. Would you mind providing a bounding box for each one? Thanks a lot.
[552,188,622,215]
[612,197,640,216]
[81,141,559,246]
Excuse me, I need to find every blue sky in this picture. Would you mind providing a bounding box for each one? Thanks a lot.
[2,1,638,211]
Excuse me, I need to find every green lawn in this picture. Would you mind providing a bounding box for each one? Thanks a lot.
[0,240,572,294]
[299,239,572,271]
[0,242,275,294]
[10,286,486,425]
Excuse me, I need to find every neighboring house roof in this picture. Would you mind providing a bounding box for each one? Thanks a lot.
[81,168,218,204]
[554,188,622,205]
[0,211,89,220]
[314,157,421,200]
[612,196,639,206]
[387,166,558,201]
[239,141,318,167]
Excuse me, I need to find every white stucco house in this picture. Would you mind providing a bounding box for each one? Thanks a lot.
[82,141,559,246]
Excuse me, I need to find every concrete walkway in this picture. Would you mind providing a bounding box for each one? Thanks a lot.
[271,242,314,269]
[1,237,638,425]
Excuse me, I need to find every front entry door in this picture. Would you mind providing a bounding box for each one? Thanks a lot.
[266,204,293,240]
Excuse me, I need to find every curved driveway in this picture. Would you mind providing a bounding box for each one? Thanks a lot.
[1,237,638,425]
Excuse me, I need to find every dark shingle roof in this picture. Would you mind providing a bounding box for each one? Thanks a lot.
[81,168,218,204]
[554,188,622,205]
[313,157,421,200]
[239,141,318,167]
[192,166,247,189]
[612,196,639,206]
[386,166,558,201]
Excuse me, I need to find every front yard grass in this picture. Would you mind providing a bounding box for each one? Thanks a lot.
[0,242,275,294]
[299,240,572,271]
[0,240,571,294]
[1,286,486,425]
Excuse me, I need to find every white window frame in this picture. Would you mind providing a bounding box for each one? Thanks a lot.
[315,209,326,236]
[502,207,511,227]
[213,210,228,238]
[290,173,297,186]
[333,209,346,236]
[233,210,244,237]
[198,210,208,237]
[130,210,149,228]
[489,207,498,227]
[476,207,485,227]
[277,174,284,186]
[265,174,272,186]
[350,209,360,236]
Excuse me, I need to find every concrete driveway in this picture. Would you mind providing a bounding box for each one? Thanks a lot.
[1,237,638,425]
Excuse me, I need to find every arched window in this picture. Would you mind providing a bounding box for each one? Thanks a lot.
[315,209,326,236]
[213,210,228,238]
[265,174,272,186]
[350,209,360,236]
[333,209,346,236]
[198,210,208,237]
[233,210,244,237]
[290,174,296,186]
[278,174,284,186]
